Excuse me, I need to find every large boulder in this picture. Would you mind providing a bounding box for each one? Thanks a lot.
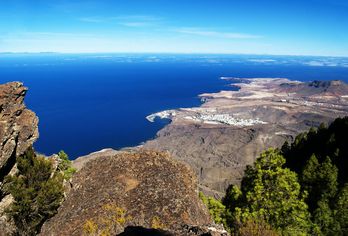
[40,150,211,236]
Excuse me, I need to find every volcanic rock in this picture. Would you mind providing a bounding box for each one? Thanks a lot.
[0,82,39,235]
[40,150,211,236]
[0,82,39,182]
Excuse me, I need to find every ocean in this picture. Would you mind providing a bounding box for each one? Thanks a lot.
[0,53,347,158]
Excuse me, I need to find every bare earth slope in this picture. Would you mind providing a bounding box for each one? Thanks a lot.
[40,150,212,236]
[144,78,348,197]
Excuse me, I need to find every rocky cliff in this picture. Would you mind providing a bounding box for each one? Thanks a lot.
[40,150,213,236]
[0,82,39,236]
[0,82,39,182]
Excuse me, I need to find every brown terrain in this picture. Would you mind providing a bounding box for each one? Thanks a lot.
[144,78,348,197]
[0,82,39,236]
[40,150,214,235]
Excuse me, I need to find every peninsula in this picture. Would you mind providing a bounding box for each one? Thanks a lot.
[144,78,348,197]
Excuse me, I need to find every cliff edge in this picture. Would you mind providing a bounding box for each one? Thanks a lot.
[0,82,39,236]
[0,82,39,181]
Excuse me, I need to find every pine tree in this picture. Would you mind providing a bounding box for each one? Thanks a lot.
[334,184,348,235]
[225,149,312,235]
[302,155,338,210]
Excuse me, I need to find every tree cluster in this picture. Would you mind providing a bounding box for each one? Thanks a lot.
[282,117,348,235]
[203,117,348,236]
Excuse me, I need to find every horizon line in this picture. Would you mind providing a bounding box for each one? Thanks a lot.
[0,51,348,58]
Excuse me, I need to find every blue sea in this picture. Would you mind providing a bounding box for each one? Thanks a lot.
[0,53,348,159]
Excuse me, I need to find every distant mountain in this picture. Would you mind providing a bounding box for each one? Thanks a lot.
[279,80,348,97]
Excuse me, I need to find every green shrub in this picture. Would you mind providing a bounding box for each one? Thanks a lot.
[199,192,232,230]
[3,147,64,236]
[57,150,76,180]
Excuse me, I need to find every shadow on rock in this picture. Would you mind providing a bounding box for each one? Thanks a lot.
[116,226,174,236]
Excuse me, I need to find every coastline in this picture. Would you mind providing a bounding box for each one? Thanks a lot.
[142,77,348,196]
[146,77,348,128]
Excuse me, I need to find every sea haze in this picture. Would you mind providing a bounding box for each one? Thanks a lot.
[0,53,348,158]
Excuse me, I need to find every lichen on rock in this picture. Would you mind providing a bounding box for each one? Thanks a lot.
[40,150,212,236]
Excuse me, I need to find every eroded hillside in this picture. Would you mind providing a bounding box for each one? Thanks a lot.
[144,78,348,197]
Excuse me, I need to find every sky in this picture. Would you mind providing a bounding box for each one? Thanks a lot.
[0,0,347,56]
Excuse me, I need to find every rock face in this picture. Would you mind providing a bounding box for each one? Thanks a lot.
[0,82,39,235]
[0,82,39,183]
[144,78,348,197]
[40,150,211,236]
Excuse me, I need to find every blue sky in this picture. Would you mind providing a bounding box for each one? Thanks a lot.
[0,0,347,56]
